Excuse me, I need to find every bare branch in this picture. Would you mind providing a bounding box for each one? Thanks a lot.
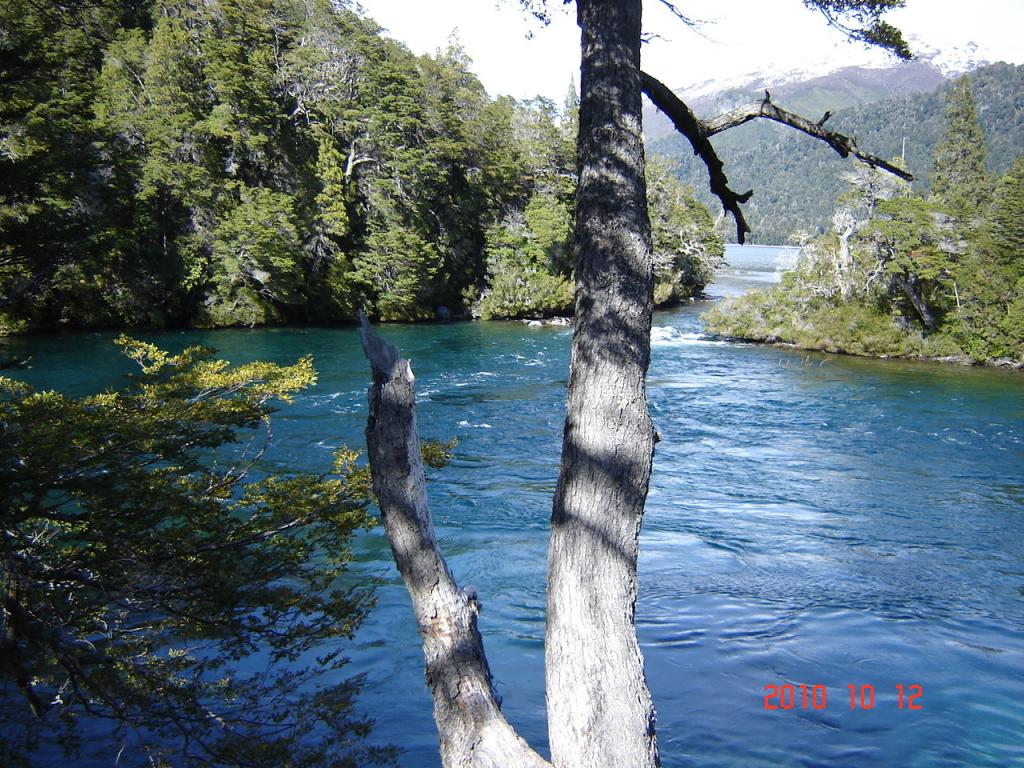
[358,312,550,768]
[702,100,914,181]
[641,70,913,243]
[656,0,704,27]
[344,135,377,180]
[640,71,753,242]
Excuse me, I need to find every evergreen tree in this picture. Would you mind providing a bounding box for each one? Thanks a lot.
[986,156,1024,267]
[478,210,574,320]
[862,196,956,330]
[201,0,280,161]
[930,75,992,221]
[524,190,572,270]
[354,224,441,321]
[953,156,1024,360]
[0,0,132,331]
[204,185,307,326]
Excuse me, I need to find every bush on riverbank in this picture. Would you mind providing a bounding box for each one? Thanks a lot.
[705,286,965,359]
[478,265,575,320]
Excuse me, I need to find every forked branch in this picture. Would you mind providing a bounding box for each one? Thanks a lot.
[640,70,913,242]
[359,312,550,768]
[641,71,754,242]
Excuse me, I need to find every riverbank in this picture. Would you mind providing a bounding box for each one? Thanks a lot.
[702,291,1024,370]
[0,284,715,340]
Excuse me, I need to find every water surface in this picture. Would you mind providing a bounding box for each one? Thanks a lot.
[5,246,1023,766]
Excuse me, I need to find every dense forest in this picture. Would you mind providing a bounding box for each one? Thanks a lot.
[0,0,721,335]
[705,76,1024,366]
[651,62,1024,244]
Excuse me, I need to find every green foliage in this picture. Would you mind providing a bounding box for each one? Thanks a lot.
[705,289,931,357]
[0,339,392,766]
[470,93,580,320]
[985,157,1024,265]
[314,133,354,243]
[802,1,912,59]
[930,75,992,221]
[0,0,501,329]
[524,192,572,272]
[477,216,574,320]
[201,185,306,326]
[860,196,957,328]
[865,197,949,282]
[421,438,458,469]
[1003,280,1024,343]
[0,0,136,327]
[646,156,725,306]
[706,123,1023,365]
[353,225,440,322]
[950,159,1024,360]
[479,267,575,321]
[473,127,719,320]
[200,0,278,152]
[1,0,722,331]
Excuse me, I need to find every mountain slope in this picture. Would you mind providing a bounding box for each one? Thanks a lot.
[644,58,947,144]
[647,61,1024,244]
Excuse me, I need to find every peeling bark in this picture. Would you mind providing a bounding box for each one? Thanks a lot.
[359,314,550,768]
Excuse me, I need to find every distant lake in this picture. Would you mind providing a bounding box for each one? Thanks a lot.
[712,243,802,296]
[5,245,1023,766]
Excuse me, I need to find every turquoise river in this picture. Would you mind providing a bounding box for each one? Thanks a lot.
[5,245,1023,766]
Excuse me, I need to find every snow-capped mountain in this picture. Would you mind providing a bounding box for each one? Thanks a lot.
[671,37,992,101]
[913,38,992,77]
[644,52,1024,246]
[644,38,996,141]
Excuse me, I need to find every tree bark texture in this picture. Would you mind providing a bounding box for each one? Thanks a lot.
[360,315,550,768]
[545,2,660,767]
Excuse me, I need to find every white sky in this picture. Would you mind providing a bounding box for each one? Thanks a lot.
[352,0,1024,103]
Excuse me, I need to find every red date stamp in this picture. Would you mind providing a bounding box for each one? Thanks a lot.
[763,684,923,711]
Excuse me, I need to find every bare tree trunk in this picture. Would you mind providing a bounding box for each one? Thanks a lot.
[545,2,660,767]
[832,209,855,298]
[360,316,551,768]
[358,7,911,767]
[894,273,938,331]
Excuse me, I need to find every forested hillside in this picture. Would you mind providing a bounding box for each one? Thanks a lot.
[0,0,722,334]
[650,62,1024,244]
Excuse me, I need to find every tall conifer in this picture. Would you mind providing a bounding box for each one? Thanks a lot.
[930,75,991,220]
